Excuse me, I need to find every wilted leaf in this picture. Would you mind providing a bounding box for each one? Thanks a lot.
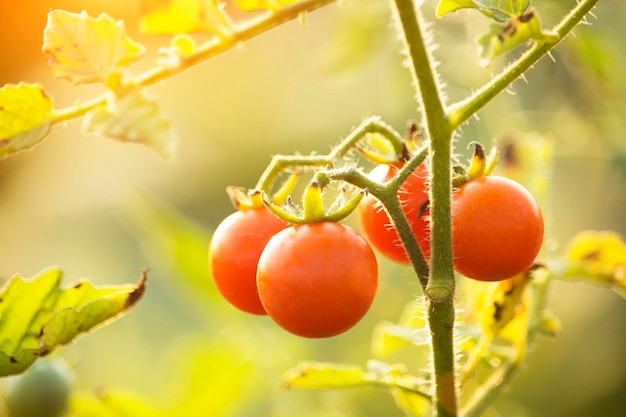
[0,268,147,377]
[562,230,626,298]
[282,362,372,390]
[139,0,233,36]
[477,9,544,65]
[436,0,530,22]
[235,0,301,12]
[457,272,532,384]
[42,10,145,85]
[0,83,53,158]
[82,87,175,158]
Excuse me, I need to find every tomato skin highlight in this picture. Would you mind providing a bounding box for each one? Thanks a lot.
[209,207,289,315]
[257,222,378,338]
[357,163,430,264]
[451,176,544,282]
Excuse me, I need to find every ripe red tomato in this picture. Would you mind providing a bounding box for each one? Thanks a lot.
[357,162,430,264]
[209,207,289,315]
[451,176,544,281]
[256,222,378,338]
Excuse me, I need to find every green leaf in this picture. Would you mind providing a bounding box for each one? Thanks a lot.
[42,10,145,85]
[0,83,53,158]
[82,87,175,158]
[0,268,147,377]
[282,362,372,390]
[235,0,300,12]
[436,0,531,22]
[139,0,234,36]
[477,9,544,65]
[562,230,626,298]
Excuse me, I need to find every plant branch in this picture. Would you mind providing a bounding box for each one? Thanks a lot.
[448,0,601,129]
[255,116,404,191]
[50,0,338,125]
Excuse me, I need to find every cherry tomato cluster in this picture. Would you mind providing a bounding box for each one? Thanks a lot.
[209,140,544,338]
[357,162,544,282]
[208,187,378,339]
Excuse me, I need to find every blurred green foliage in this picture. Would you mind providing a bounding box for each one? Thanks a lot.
[0,0,625,416]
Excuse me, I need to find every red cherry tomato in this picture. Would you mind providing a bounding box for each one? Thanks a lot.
[256,222,378,338]
[209,207,289,314]
[357,163,430,264]
[451,176,544,281]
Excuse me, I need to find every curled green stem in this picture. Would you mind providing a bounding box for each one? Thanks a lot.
[255,116,405,192]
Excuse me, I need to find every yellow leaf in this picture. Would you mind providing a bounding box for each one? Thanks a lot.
[82,87,175,158]
[42,10,145,85]
[436,0,477,18]
[282,362,371,390]
[0,268,146,377]
[139,0,233,36]
[235,0,301,12]
[564,230,626,296]
[0,83,53,158]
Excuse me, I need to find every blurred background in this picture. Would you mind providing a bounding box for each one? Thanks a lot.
[0,0,625,416]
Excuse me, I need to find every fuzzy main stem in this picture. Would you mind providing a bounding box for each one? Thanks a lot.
[391,0,457,416]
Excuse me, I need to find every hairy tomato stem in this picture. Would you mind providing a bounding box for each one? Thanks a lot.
[390,0,457,415]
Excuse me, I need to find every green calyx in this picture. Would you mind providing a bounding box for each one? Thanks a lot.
[263,175,363,224]
[452,141,499,188]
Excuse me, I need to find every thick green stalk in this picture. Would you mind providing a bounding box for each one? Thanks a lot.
[391,0,457,416]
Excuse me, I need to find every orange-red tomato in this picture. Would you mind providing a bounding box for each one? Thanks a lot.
[256,222,378,338]
[209,207,289,315]
[451,176,544,281]
[357,163,430,264]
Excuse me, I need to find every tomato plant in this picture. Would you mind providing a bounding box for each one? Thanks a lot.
[358,162,431,264]
[256,222,378,338]
[2,0,622,417]
[451,176,544,281]
[209,206,289,315]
